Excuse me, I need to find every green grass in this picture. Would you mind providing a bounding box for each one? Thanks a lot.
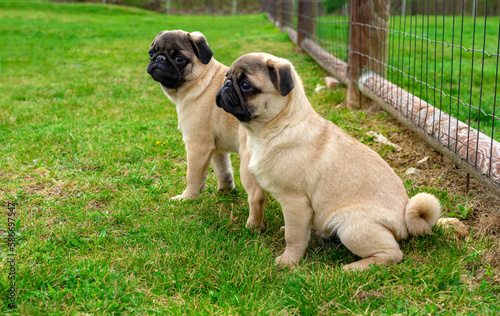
[316,14,500,139]
[0,1,499,314]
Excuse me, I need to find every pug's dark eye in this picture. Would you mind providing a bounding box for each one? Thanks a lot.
[149,52,154,60]
[175,55,186,64]
[240,81,252,91]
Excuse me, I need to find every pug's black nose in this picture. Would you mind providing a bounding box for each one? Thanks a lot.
[156,55,167,62]
[224,80,233,88]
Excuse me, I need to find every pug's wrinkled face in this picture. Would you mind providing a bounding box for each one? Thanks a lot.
[147,30,213,89]
[216,53,294,123]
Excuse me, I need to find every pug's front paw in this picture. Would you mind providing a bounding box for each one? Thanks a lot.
[245,218,265,233]
[274,251,301,268]
[170,195,185,200]
[170,190,199,200]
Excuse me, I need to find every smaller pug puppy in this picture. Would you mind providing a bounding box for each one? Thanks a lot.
[147,30,265,231]
[216,53,441,270]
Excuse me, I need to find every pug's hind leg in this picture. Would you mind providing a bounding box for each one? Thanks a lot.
[339,221,403,271]
[172,143,214,200]
[211,152,235,193]
[275,196,313,267]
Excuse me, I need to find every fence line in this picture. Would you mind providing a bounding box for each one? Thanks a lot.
[263,0,500,196]
[359,72,500,188]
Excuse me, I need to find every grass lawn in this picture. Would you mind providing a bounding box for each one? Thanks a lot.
[0,1,499,314]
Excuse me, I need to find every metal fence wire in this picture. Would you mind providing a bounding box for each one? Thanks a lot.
[263,0,500,196]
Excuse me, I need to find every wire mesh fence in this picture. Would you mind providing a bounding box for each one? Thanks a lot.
[264,0,500,195]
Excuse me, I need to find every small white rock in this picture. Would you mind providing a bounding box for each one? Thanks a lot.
[405,167,422,175]
[315,84,326,92]
[325,76,341,89]
[366,131,400,149]
[417,156,430,165]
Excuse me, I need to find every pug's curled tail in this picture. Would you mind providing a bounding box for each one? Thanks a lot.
[405,193,441,236]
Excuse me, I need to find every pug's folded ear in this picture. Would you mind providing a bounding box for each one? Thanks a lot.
[266,59,294,96]
[188,32,213,65]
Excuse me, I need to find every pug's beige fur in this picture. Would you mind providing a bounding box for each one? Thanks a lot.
[147,31,265,230]
[217,53,440,270]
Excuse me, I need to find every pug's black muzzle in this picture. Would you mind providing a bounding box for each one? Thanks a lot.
[216,80,253,122]
[147,54,183,89]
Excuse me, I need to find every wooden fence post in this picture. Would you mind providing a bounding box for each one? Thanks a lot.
[280,0,293,30]
[260,0,267,13]
[271,0,278,21]
[297,0,317,53]
[278,0,283,28]
[347,0,390,108]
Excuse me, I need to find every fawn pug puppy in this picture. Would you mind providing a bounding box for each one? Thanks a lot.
[216,52,441,270]
[147,31,265,231]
